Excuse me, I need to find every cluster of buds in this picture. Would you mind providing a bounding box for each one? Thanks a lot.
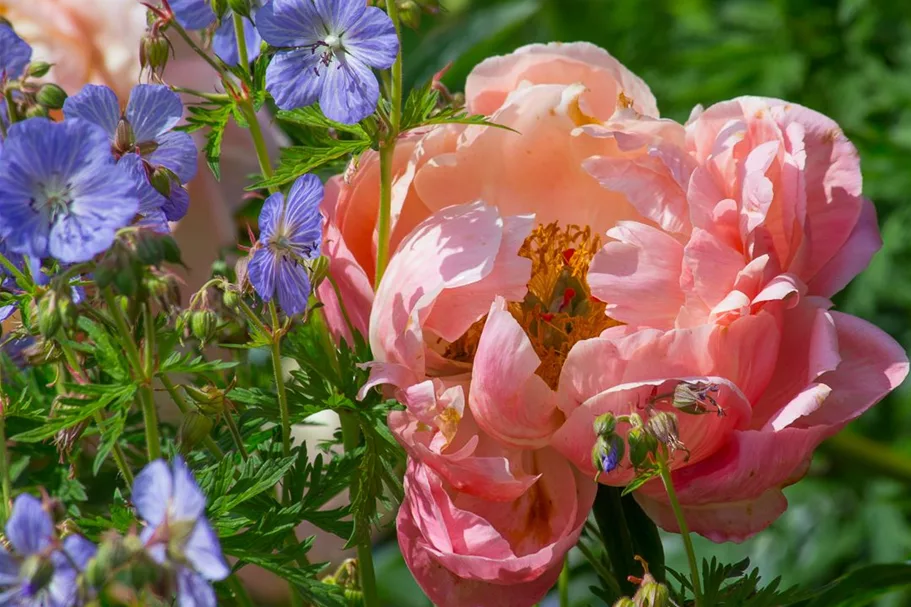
[95,230,183,302]
[36,285,78,339]
[139,1,176,82]
[649,380,724,417]
[82,531,163,605]
[2,62,68,120]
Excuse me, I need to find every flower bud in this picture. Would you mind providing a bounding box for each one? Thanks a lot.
[149,166,177,198]
[113,264,140,297]
[25,105,49,119]
[632,573,670,607]
[308,255,330,291]
[179,411,214,451]
[190,310,218,345]
[646,411,685,454]
[591,433,624,475]
[140,33,170,77]
[627,426,658,471]
[37,291,62,337]
[211,0,229,18]
[227,0,252,18]
[672,381,723,416]
[114,117,135,155]
[36,84,67,110]
[398,1,422,28]
[613,599,636,607]
[184,384,227,417]
[27,61,52,78]
[222,288,240,311]
[593,412,617,437]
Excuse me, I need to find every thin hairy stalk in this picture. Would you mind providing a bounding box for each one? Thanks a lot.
[159,375,225,458]
[340,413,379,607]
[656,452,701,605]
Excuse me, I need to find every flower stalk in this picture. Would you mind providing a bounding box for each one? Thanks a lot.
[655,451,702,606]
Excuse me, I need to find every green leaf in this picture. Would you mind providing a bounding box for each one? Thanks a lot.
[179,102,235,180]
[203,452,298,515]
[622,467,661,495]
[227,549,346,607]
[11,384,136,443]
[400,82,515,133]
[248,138,371,190]
[76,317,128,381]
[92,409,126,476]
[276,105,370,137]
[160,352,237,374]
[802,564,911,607]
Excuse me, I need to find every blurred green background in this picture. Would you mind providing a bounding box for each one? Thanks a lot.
[373,0,911,605]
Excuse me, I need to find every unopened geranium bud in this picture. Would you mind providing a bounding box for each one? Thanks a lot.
[593,412,617,437]
[27,61,52,78]
[227,0,252,18]
[222,288,240,311]
[627,426,658,470]
[150,166,177,198]
[672,380,723,416]
[613,599,636,607]
[632,573,670,607]
[398,1,422,28]
[140,33,170,77]
[190,309,219,345]
[114,117,135,155]
[211,0,229,18]
[25,105,49,119]
[113,265,140,297]
[36,83,67,110]
[591,433,624,475]
[179,411,214,451]
[37,291,62,337]
[184,384,226,417]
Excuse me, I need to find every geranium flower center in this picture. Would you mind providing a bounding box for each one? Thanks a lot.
[31,177,74,219]
[447,222,622,389]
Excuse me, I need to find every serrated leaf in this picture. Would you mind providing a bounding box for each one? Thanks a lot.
[11,384,136,442]
[275,105,369,136]
[92,409,126,476]
[160,352,238,374]
[622,467,661,495]
[227,548,346,607]
[76,317,129,381]
[248,138,371,190]
[179,103,234,180]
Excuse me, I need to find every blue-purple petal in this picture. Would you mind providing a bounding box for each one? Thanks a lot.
[212,16,261,67]
[169,0,217,30]
[255,0,322,47]
[6,494,53,556]
[176,567,218,607]
[163,185,191,223]
[120,153,167,216]
[127,85,184,143]
[248,247,278,302]
[148,131,198,183]
[49,214,120,263]
[276,257,311,316]
[63,535,97,570]
[133,459,173,526]
[184,519,229,582]
[343,6,400,69]
[265,49,324,111]
[284,174,324,256]
[0,24,32,80]
[170,457,207,522]
[0,547,18,585]
[257,191,284,240]
[62,84,121,138]
[319,54,379,125]
[314,0,366,32]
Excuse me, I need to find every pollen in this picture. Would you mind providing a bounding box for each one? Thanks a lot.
[445,222,622,389]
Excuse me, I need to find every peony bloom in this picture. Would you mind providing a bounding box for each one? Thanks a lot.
[324,42,908,604]
[0,0,146,98]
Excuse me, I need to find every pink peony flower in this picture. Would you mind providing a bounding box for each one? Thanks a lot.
[325,42,906,603]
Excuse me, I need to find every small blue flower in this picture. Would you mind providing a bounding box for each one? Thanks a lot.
[0,24,31,81]
[0,118,139,265]
[0,493,97,607]
[257,0,399,124]
[63,84,196,224]
[601,439,621,474]
[133,457,229,607]
[169,0,262,66]
[248,174,323,316]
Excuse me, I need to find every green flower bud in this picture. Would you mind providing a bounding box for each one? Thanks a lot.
[227,0,252,18]
[184,384,226,417]
[27,61,52,78]
[627,426,658,471]
[25,105,49,119]
[211,0,229,18]
[114,117,135,155]
[113,265,139,297]
[179,411,214,452]
[140,34,170,76]
[593,412,617,437]
[38,291,62,337]
[36,83,67,110]
[308,255,330,291]
[398,1,422,28]
[632,573,670,607]
[613,599,636,607]
[591,433,624,475]
[672,381,723,416]
[646,411,685,454]
[149,167,176,198]
[222,288,240,311]
[190,309,219,345]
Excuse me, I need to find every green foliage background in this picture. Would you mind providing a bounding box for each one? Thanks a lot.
[375,0,911,604]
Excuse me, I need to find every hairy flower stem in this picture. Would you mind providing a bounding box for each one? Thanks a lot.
[223,403,250,461]
[374,0,404,286]
[0,372,11,525]
[159,375,225,458]
[558,557,570,607]
[656,452,702,606]
[340,413,380,607]
[170,86,231,103]
[269,303,293,488]
[228,574,255,607]
[103,289,160,461]
[167,19,223,74]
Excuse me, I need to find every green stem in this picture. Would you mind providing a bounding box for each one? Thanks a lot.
[159,376,225,458]
[170,86,231,103]
[558,557,570,607]
[236,298,271,337]
[103,290,160,461]
[228,574,255,607]
[269,302,292,497]
[825,430,911,483]
[385,1,404,134]
[232,13,251,69]
[340,413,380,607]
[4,90,19,124]
[223,403,249,460]
[576,541,622,598]
[656,453,701,606]
[0,405,11,525]
[0,250,29,291]
[168,19,223,74]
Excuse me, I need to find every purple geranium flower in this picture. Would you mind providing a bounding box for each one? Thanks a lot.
[63,84,195,225]
[169,0,262,66]
[133,457,229,607]
[0,494,97,607]
[257,0,399,124]
[0,24,31,81]
[0,118,139,266]
[248,173,323,316]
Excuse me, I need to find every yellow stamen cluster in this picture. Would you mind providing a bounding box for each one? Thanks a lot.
[445,222,622,389]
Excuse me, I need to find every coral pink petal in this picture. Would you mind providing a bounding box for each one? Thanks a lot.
[466,42,658,119]
[317,219,373,344]
[469,298,562,448]
[807,198,882,297]
[370,202,505,372]
[588,221,685,330]
[683,228,747,311]
[635,487,788,544]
